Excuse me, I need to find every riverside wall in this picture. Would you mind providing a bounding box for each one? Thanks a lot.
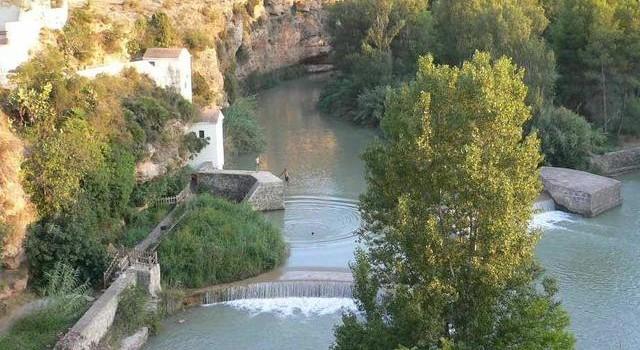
[55,264,161,350]
[196,169,285,211]
[590,147,640,176]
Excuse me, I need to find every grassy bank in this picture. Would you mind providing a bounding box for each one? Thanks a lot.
[158,194,287,288]
[0,304,86,350]
[0,263,89,350]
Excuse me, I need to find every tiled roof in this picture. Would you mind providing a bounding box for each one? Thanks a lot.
[142,48,186,59]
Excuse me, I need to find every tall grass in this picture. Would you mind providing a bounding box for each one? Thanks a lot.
[0,263,89,350]
[158,195,287,288]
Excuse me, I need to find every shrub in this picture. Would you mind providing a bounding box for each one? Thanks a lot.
[533,106,606,170]
[58,7,97,63]
[353,85,390,126]
[111,286,152,336]
[127,12,178,58]
[0,262,89,350]
[121,205,171,247]
[101,26,124,54]
[25,203,108,289]
[192,71,213,105]
[158,195,287,288]
[129,167,191,207]
[223,96,266,154]
[183,29,213,52]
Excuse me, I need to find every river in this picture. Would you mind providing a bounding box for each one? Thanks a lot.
[145,76,640,350]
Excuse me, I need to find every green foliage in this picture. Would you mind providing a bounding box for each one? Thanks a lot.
[192,70,213,106]
[112,286,152,336]
[120,205,170,247]
[0,262,88,350]
[550,0,640,134]
[23,117,105,217]
[223,97,266,154]
[183,29,214,52]
[158,195,286,288]
[41,261,90,312]
[84,143,136,220]
[25,202,108,288]
[123,89,196,159]
[432,0,556,112]
[333,53,574,349]
[7,46,197,291]
[534,106,606,170]
[321,0,432,125]
[58,6,97,63]
[129,166,191,207]
[128,12,179,57]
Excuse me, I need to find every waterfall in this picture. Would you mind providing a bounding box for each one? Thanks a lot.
[202,281,354,305]
[533,197,556,213]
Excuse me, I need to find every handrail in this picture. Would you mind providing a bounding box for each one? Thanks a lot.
[155,187,191,206]
[102,185,192,289]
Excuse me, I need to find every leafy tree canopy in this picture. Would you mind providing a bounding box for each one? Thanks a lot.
[333,52,574,350]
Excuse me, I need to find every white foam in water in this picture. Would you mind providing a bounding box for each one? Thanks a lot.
[530,210,576,230]
[219,297,356,318]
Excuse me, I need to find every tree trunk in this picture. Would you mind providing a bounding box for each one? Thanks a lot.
[602,63,608,133]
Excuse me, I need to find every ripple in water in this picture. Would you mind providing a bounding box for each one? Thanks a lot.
[283,196,362,247]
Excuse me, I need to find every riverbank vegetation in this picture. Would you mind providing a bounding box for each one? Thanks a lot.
[0,45,199,288]
[333,53,574,349]
[223,96,266,155]
[158,194,286,288]
[0,263,89,350]
[321,0,640,170]
[100,285,160,348]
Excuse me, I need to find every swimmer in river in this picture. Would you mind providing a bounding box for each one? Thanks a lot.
[311,231,315,236]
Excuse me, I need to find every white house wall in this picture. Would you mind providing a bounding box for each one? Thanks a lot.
[77,55,192,102]
[188,120,224,170]
[0,1,69,82]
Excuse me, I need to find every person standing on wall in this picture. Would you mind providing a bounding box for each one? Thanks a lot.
[279,168,290,183]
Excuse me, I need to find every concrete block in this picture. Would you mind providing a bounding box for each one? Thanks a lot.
[541,166,622,217]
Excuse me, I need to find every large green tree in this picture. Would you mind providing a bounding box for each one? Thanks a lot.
[550,0,640,134]
[432,0,556,112]
[333,53,574,349]
[321,0,433,125]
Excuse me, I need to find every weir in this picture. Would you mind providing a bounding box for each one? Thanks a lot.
[202,280,354,304]
[533,192,556,213]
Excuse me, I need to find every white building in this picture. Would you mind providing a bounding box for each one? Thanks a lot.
[188,107,225,170]
[78,47,193,102]
[0,0,69,84]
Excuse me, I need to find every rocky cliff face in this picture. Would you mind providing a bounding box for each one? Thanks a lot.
[234,0,330,78]
[62,0,331,179]
[68,0,331,105]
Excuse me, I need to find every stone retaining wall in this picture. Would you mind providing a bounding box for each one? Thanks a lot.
[55,264,161,350]
[196,169,284,211]
[590,147,640,176]
[55,271,136,350]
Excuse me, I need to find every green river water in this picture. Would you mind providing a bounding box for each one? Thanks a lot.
[145,76,640,350]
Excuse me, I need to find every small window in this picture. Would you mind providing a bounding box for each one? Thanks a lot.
[198,130,205,138]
